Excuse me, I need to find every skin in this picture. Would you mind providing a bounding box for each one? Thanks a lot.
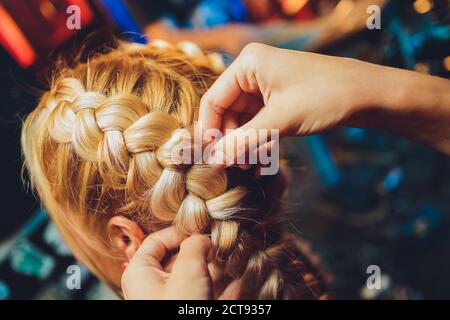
[145,0,387,55]
[199,43,450,162]
[122,43,450,300]
[120,226,240,300]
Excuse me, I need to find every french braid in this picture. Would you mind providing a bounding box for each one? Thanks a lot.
[22,40,328,299]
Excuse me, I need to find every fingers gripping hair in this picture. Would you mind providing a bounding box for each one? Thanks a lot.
[47,76,247,228]
[40,41,249,256]
[22,40,328,299]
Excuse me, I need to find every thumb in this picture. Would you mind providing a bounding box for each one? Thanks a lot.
[168,235,213,300]
[170,235,211,281]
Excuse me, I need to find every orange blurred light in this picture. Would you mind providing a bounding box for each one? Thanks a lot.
[39,0,57,19]
[280,0,309,16]
[0,5,36,67]
[444,56,450,71]
[413,0,433,14]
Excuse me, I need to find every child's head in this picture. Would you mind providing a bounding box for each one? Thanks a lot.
[22,40,327,299]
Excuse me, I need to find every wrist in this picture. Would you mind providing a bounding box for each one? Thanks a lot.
[346,62,450,153]
[346,62,425,129]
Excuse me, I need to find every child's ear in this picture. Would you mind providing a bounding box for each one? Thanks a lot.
[108,216,145,260]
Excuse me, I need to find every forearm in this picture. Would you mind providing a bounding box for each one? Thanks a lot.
[257,19,331,49]
[348,63,450,154]
[160,28,222,51]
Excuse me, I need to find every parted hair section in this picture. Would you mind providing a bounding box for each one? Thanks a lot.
[21,40,328,299]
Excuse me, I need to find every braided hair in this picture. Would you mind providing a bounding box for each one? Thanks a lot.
[22,40,328,299]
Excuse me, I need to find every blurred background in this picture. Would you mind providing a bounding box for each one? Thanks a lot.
[0,0,449,300]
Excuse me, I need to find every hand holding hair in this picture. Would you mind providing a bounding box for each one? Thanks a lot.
[200,43,450,164]
[121,226,240,300]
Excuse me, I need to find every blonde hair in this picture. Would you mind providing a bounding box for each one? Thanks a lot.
[22,40,328,299]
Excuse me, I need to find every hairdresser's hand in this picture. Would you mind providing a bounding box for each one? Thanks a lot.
[200,43,370,163]
[200,43,450,160]
[121,227,211,300]
[121,227,240,300]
